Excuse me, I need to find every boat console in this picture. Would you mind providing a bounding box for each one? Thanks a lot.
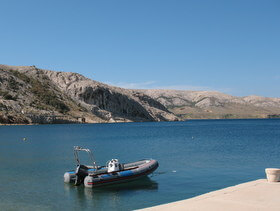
[107,159,120,173]
[64,146,159,188]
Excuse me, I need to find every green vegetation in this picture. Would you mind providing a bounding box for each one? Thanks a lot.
[0,90,7,96]
[8,76,20,91]
[268,114,280,118]
[8,70,31,83]
[223,114,235,119]
[0,90,17,100]
[30,79,70,113]
[8,70,70,113]
[4,94,17,100]
[0,103,7,110]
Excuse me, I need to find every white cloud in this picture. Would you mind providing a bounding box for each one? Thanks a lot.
[105,81,219,91]
[152,84,214,91]
[105,81,157,89]
[105,81,236,96]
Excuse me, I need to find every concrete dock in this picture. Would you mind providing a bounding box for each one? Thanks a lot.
[139,179,280,211]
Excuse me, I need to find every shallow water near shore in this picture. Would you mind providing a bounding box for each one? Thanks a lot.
[0,119,279,210]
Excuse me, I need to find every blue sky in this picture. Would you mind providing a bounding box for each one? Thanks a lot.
[1,0,279,97]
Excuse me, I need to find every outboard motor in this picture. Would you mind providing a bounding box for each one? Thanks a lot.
[74,164,88,186]
[107,159,120,173]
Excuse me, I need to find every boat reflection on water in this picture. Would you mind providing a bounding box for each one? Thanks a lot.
[64,177,158,210]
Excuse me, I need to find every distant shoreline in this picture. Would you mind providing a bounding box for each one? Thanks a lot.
[1,117,279,126]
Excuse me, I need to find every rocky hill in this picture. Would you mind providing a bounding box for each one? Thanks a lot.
[1,64,280,124]
[0,65,178,124]
[141,89,280,119]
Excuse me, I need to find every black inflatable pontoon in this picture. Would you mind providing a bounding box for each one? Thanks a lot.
[64,146,159,188]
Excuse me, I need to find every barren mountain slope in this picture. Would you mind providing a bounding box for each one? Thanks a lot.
[0,65,178,124]
[1,64,279,124]
[140,89,280,119]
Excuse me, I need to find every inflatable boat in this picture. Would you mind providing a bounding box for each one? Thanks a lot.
[64,146,159,188]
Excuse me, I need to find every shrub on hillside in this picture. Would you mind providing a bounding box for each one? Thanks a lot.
[9,70,70,113]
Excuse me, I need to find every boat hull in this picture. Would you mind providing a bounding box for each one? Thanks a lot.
[64,166,107,184]
[84,159,158,188]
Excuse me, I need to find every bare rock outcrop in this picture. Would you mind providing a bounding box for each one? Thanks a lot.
[0,64,179,124]
[140,89,280,119]
[2,64,279,123]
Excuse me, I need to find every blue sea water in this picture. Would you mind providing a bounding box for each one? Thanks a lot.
[0,119,279,210]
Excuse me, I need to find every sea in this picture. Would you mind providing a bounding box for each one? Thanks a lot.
[0,119,279,210]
